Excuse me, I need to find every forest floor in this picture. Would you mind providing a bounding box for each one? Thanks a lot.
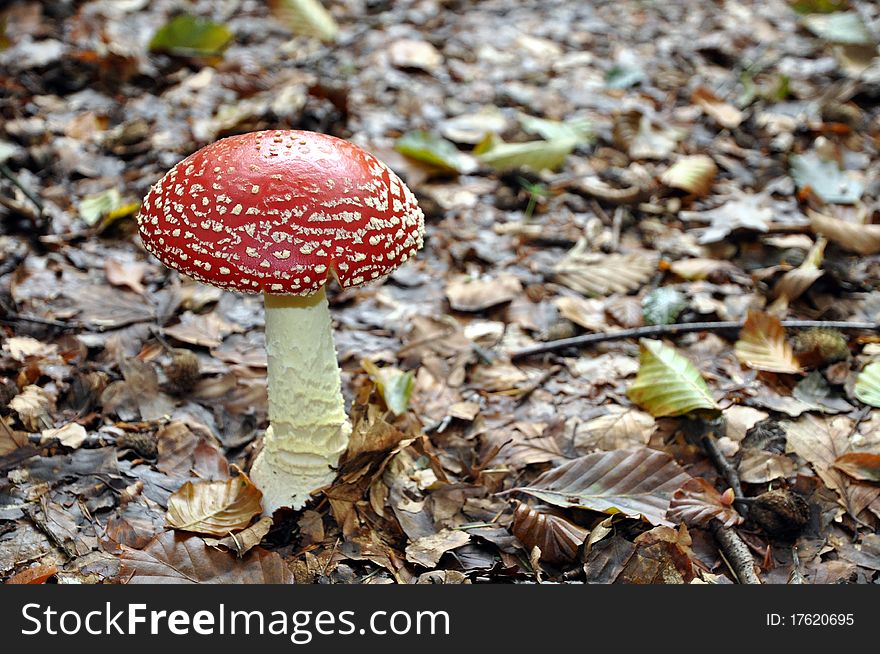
[2,0,880,584]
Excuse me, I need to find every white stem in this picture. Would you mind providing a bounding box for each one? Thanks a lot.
[250,288,350,513]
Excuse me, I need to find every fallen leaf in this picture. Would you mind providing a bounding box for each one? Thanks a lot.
[628,339,718,417]
[808,209,880,255]
[119,532,293,584]
[680,193,772,243]
[104,258,147,295]
[855,362,880,408]
[724,406,769,441]
[5,565,57,585]
[734,311,802,374]
[268,0,338,42]
[445,274,521,312]
[512,503,589,564]
[475,133,575,172]
[790,153,863,204]
[512,447,692,526]
[553,241,658,297]
[692,86,744,129]
[166,474,263,536]
[204,516,274,557]
[661,155,717,197]
[396,131,472,173]
[555,295,607,332]
[388,38,443,72]
[738,450,795,483]
[642,287,687,326]
[361,359,414,416]
[40,423,88,449]
[771,237,826,309]
[405,529,470,567]
[667,478,742,528]
[9,385,52,431]
[802,11,874,45]
[149,15,233,58]
[834,453,880,483]
[573,406,655,452]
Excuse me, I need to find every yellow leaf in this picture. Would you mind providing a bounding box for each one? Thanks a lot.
[735,311,802,374]
[627,339,718,417]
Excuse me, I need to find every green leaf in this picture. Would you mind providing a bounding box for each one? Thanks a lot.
[801,12,874,45]
[475,133,575,172]
[641,287,687,326]
[395,131,468,173]
[790,0,850,15]
[149,15,233,58]
[268,0,339,42]
[627,339,718,417]
[855,362,880,408]
[605,64,645,89]
[517,114,592,145]
[790,152,863,204]
[362,359,414,416]
[80,189,127,226]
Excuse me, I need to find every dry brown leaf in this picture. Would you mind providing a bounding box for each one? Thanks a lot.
[735,311,801,374]
[809,209,880,256]
[9,385,53,431]
[738,450,795,484]
[833,453,880,483]
[5,565,58,585]
[553,241,658,297]
[445,273,521,312]
[3,336,58,362]
[40,423,88,449]
[164,311,238,348]
[691,86,744,129]
[771,237,826,311]
[573,406,655,452]
[667,478,742,528]
[555,295,607,332]
[104,258,147,295]
[405,528,470,567]
[120,531,293,584]
[661,155,717,197]
[512,503,589,564]
[617,524,696,584]
[724,406,769,441]
[166,474,263,536]
[204,516,274,557]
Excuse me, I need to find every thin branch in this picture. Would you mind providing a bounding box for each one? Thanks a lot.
[510,319,880,359]
[711,521,761,584]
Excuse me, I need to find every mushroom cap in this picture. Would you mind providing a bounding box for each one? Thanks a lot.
[137,130,425,295]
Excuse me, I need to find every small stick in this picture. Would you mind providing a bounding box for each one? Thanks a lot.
[711,521,761,584]
[0,163,44,218]
[510,319,879,359]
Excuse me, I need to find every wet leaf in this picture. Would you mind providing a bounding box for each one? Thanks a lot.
[667,478,742,528]
[790,152,863,204]
[396,131,470,173]
[512,447,692,526]
[361,358,414,416]
[734,311,802,374]
[166,474,263,536]
[512,503,589,564]
[854,362,880,408]
[120,532,293,584]
[149,16,233,58]
[268,0,338,42]
[628,339,718,417]
[642,287,687,326]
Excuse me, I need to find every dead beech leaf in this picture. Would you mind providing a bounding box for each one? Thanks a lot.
[9,385,53,431]
[388,38,443,72]
[661,155,717,197]
[204,516,273,557]
[555,295,607,332]
[166,474,263,536]
[738,450,795,484]
[771,237,826,311]
[734,311,801,374]
[41,423,88,449]
[3,336,58,362]
[553,241,658,297]
[834,453,880,483]
[445,274,521,312]
[667,478,743,528]
[5,565,58,585]
[512,503,589,564]
[573,405,655,452]
[680,193,772,244]
[809,209,880,256]
[104,258,147,295]
[617,524,696,584]
[120,531,293,584]
[724,406,769,441]
[691,86,744,129]
[668,257,735,281]
[164,311,238,348]
[405,528,470,567]
[513,447,691,526]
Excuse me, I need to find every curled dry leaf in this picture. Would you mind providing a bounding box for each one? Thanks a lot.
[771,237,826,311]
[667,477,743,528]
[512,447,692,527]
[553,240,658,297]
[512,503,589,564]
[166,473,263,536]
[9,385,53,431]
[627,339,718,417]
[445,273,521,312]
[120,531,294,584]
[734,311,802,374]
[809,210,880,256]
[661,155,717,197]
[204,516,274,557]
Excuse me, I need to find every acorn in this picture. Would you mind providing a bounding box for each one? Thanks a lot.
[792,328,849,368]
[163,348,201,393]
[116,431,158,459]
[746,489,810,540]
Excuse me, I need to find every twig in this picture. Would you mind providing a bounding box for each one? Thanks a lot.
[702,433,745,506]
[711,521,761,584]
[510,319,880,359]
[0,163,43,218]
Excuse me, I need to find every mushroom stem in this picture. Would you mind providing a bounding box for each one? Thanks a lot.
[250,287,350,513]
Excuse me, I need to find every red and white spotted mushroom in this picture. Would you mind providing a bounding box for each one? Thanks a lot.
[137,130,424,513]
